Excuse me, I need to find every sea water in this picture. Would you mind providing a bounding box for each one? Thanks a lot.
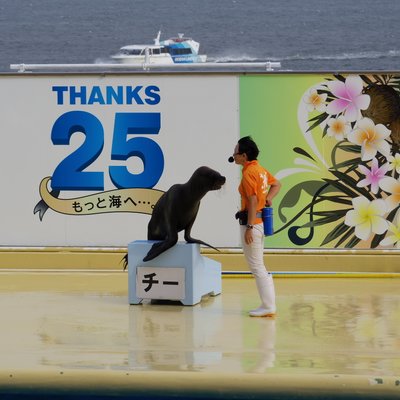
[1,0,400,72]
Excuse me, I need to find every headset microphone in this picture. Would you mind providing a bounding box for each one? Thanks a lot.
[228,156,234,163]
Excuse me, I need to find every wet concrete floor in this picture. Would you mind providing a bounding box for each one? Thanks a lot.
[0,270,399,398]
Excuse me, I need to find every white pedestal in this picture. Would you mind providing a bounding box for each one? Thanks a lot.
[128,240,222,306]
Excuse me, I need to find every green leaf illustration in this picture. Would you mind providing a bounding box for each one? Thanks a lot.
[337,144,362,153]
[331,157,362,170]
[328,170,374,199]
[293,147,316,161]
[371,232,386,249]
[345,235,361,248]
[307,113,329,132]
[301,212,347,228]
[323,178,359,198]
[318,195,353,206]
[320,221,351,246]
[278,180,329,223]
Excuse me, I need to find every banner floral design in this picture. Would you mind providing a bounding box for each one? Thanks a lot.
[276,74,400,249]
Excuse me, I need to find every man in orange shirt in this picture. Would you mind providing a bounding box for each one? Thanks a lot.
[231,136,281,317]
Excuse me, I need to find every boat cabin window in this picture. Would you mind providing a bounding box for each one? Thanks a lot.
[121,48,143,56]
[170,48,193,56]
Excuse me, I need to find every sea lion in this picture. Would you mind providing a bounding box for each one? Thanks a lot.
[122,166,225,269]
[143,166,226,261]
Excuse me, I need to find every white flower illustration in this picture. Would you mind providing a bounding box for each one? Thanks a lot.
[380,210,400,248]
[379,176,400,211]
[347,117,391,161]
[303,88,327,112]
[327,116,351,140]
[387,153,400,175]
[344,196,388,241]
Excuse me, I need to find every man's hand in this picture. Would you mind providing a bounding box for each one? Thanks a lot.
[245,228,253,244]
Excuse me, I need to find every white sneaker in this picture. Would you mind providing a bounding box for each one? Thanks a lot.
[249,306,276,317]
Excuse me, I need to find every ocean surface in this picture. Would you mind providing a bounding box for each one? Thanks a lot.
[1,0,400,73]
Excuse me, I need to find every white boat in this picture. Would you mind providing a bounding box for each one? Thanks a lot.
[112,31,207,65]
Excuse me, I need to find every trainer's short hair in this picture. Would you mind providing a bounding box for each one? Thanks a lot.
[238,136,259,161]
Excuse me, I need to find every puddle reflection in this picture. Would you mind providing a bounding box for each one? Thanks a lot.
[128,296,276,372]
[129,297,224,371]
[1,277,398,377]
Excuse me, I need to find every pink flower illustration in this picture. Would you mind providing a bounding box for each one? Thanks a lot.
[357,158,390,194]
[326,75,370,122]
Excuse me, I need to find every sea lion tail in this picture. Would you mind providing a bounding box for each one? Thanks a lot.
[121,253,128,271]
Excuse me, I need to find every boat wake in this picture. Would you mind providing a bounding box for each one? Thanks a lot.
[93,49,400,70]
[210,54,261,63]
[210,49,400,65]
[94,57,117,64]
[280,49,400,62]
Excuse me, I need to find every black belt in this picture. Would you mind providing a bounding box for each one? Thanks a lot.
[236,210,263,225]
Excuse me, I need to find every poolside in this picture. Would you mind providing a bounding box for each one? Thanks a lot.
[0,269,399,398]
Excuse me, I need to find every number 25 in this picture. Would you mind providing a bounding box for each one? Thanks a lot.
[51,111,164,191]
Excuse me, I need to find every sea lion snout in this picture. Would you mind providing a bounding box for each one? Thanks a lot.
[194,166,226,190]
[213,174,226,190]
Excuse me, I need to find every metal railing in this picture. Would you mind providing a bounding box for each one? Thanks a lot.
[10,61,281,73]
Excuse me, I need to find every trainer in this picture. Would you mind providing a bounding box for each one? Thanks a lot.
[231,136,281,317]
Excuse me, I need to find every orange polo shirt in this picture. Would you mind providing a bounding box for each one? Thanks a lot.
[239,160,277,224]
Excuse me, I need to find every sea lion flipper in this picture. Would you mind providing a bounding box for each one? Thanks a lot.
[143,235,178,262]
[185,238,220,252]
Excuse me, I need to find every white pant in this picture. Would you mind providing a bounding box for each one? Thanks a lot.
[240,223,276,313]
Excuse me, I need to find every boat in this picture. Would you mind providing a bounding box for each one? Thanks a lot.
[112,31,207,65]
